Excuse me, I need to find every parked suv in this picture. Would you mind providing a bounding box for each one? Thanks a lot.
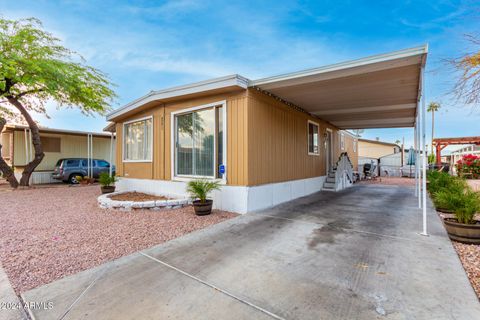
[52,158,116,184]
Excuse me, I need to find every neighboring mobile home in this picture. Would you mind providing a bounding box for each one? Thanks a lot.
[0,124,115,184]
[106,46,427,213]
[358,138,401,159]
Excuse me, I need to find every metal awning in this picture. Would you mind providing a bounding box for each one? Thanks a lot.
[249,45,428,129]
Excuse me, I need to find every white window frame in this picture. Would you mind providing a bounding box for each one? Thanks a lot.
[340,132,345,151]
[353,139,357,153]
[171,100,227,183]
[307,120,320,156]
[122,115,153,163]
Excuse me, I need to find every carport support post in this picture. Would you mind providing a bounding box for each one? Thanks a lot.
[414,121,418,197]
[417,108,422,209]
[421,66,428,236]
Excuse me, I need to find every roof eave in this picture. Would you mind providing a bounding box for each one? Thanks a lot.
[106,74,249,121]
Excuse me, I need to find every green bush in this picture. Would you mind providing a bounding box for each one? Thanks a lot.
[186,179,220,203]
[435,189,480,224]
[99,172,116,187]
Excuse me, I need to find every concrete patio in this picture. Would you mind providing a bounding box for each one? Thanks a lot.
[23,184,480,320]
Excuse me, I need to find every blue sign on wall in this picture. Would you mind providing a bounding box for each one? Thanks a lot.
[219,164,226,175]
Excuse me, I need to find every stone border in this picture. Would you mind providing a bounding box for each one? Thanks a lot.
[98,192,190,211]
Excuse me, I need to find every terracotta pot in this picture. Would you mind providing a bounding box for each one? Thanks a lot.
[101,186,116,194]
[443,218,480,244]
[192,199,213,216]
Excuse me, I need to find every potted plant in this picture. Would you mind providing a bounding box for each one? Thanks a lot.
[99,172,117,194]
[186,179,220,216]
[436,187,480,244]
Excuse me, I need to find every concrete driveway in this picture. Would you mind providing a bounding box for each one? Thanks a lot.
[23,184,480,320]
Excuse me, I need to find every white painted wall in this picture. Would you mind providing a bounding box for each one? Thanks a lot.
[116,175,326,214]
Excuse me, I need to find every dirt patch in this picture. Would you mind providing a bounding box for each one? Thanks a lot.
[452,242,480,299]
[109,191,172,202]
[0,185,237,294]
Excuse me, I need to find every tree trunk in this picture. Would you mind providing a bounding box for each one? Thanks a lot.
[0,118,19,188]
[6,97,44,187]
[431,110,435,154]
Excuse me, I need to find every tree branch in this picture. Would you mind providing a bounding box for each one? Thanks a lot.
[6,96,44,186]
[15,88,46,98]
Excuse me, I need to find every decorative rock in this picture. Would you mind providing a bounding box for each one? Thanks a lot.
[131,202,144,209]
[155,200,167,207]
[97,193,189,211]
[142,201,156,208]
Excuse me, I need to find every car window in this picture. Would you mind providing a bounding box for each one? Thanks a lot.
[66,159,80,167]
[56,159,64,167]
[96,160,110,168]
[81,160,88,167]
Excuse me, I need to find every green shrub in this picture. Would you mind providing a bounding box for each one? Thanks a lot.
[99,172,117,187]
[435,188,480,224]
[186,179,220,203]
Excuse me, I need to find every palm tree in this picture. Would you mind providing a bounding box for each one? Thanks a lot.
[427,102,441,154]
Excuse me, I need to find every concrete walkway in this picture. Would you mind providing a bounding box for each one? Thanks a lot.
[23,184,480,319]
[0,263,27,320]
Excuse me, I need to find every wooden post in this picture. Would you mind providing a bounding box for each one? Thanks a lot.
[436,144,442,165]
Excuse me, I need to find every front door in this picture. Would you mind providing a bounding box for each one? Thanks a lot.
[325,130,333,173]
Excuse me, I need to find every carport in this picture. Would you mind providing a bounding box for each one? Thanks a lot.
[249,45,429,235]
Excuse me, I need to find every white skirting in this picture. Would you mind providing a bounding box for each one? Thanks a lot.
[116,176,326,214]
[14,171,57,184]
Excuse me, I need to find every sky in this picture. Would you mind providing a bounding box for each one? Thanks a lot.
[2,0,480,154]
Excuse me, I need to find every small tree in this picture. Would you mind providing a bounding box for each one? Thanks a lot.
[450,34,480,108]
[0,18,115,188]
[427,102,440,154]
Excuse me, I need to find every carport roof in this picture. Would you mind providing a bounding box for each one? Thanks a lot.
[250,45,428,129]
[107,45,428,129]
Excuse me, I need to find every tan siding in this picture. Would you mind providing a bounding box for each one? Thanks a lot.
[344,134,358,171]
[358,140,397,158]
[12,131,114,171]
[116,91,249,185]
[247,89,327,186]
[114,88,360,186]
[1,132,12,161]
[115,123,123,176]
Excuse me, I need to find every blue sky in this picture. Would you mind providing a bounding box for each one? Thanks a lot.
[2,0,480,153]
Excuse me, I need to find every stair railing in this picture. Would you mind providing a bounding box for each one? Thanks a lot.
[334,152,354,191]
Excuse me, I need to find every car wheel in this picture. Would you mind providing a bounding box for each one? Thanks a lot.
[69,174,82,184]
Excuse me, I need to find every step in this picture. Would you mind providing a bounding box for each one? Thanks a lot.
[326,177,335,183]
[323,182,335,189]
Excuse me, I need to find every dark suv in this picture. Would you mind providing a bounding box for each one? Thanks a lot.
[52,158,116,183]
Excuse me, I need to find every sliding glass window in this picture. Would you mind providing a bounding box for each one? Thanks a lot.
[175,105,224,178]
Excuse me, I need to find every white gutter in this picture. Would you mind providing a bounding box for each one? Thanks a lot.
[106,74,249,121]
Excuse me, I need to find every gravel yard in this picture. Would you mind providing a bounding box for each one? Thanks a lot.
[0,185,237,294]
[452,242,480,299]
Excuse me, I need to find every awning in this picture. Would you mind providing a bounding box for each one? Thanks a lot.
[249,45,428,129]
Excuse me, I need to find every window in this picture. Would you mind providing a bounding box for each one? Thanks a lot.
[123,117,152,161]
[41,136,61,153]
[174,103,225,179]
[65,159,80,167]
[96,160,110,167]
[353,139,357,153]
[340,133,345,151]
[308,121,319,155]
